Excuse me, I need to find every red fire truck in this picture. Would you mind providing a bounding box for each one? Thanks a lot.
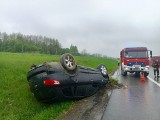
[120,47,152,77]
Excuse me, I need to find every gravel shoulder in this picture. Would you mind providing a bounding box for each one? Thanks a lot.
[56,82,124,120]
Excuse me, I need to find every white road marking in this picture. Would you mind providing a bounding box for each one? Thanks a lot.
[147,76,160,87]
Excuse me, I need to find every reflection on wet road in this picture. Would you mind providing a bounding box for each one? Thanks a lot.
[102,68,160,120]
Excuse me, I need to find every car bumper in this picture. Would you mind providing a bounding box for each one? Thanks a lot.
[123,66,149,73]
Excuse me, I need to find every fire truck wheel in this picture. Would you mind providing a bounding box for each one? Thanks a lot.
[144,72,149,77]
[121,69,127,76]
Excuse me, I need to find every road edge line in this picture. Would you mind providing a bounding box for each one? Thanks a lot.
[147,76,160,87]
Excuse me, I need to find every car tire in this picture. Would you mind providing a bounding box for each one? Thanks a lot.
[97,64,109,78]
[60,53,77,71]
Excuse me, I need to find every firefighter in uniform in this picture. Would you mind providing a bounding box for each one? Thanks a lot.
[153,59,159,78]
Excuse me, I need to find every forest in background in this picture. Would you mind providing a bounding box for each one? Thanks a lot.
[0,32,111,58]
[0,32,80,56]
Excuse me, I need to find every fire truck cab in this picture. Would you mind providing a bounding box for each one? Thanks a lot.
[120,47,152,77]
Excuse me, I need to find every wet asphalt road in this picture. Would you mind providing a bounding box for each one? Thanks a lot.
[102,67,160,120]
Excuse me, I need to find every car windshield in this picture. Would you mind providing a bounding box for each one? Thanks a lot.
[124,51,148,58]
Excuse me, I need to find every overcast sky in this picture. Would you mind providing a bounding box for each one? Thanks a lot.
[0,0,160,57]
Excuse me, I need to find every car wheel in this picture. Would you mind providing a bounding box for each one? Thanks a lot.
[60,53,77,71]
[97,64,109,78]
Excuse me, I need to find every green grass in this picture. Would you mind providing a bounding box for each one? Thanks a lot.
[108,77,119,86]
[0,52,118,120]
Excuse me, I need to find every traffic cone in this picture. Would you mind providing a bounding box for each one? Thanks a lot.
[141,72,146,81]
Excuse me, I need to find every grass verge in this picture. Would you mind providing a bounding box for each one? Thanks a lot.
[0,52,118,120]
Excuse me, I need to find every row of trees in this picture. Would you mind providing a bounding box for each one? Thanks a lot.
[0,32,79,55]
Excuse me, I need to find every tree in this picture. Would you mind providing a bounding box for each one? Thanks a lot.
[0,32,82,56]
[70,44,79,55]
[81,49,88,56]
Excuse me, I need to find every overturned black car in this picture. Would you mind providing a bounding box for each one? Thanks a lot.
[27,53,109,102]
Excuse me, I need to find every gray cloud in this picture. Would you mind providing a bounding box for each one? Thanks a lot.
[0,0,160,57]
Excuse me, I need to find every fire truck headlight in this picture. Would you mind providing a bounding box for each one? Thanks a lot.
[124,66,129,70]
[125,68,129,70]
[144,67,149,70]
